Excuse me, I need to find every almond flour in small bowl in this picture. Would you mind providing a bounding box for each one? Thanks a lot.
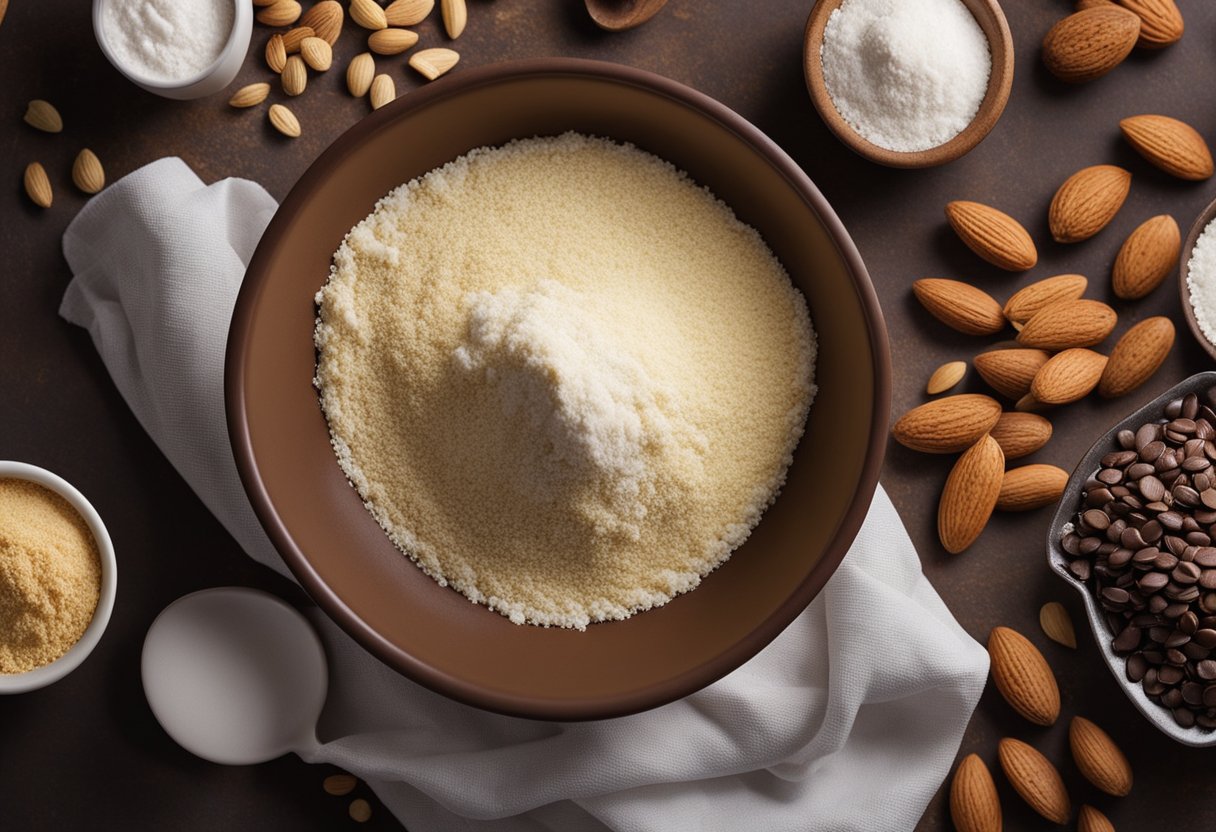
[314,133,816,630]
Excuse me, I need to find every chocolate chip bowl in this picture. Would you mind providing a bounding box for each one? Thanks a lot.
[1049,372,1216,747]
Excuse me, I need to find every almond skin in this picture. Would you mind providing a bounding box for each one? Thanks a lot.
[23,99,63,133]
[1119,0,1183,48]
[1112,214,1180,299]
[350,0,387,29]
[369,74,396,110]
[1098,316,1174,398]
[299,0,343,44]
[974,349,1051,400]
[912,279,1005,336]
[927,361,967,395]
[23,161,52,208]
[997,738,1071,824]
[1031,348,1108,405]
[1049,164,1132,243]
[1120,115,1213,181]
[266,34,287,73]
[997,464,1068,511]
[385,0,435,26]
[946,201,1038,272]
[368,28,419,55]
[256,0,302,26]
[228,82,271,108]
[989,411,1052,459]
[949,754,1002,832]
[71,148,105,195]
[441,0,467,38]
[1042,6,1140,83]
[1078,805,1115,832]
[268,103,301,138]
[301,36,333,71]
[1003,274,1088,325]
[281,25,314,53]
[893,394,1003,454]
[988,626,1061,726]
[1069,716,1133,796]
[346,52,375,97]
[1039,601,1077,648]
[1017,299,1117,350]
[939,435,1004,553]
[281,54,307,96]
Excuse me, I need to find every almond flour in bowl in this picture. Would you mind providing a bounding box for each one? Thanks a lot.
[314,133,816,630]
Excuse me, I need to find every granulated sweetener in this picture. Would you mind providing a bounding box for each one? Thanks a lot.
[1187,217,1216,348]
[100,0,234,82]
[820,0,991,153]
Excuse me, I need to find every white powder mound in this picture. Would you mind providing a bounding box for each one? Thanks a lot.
[1187,217,1216,346]
[101,0,235,82]
[820,0,991,153]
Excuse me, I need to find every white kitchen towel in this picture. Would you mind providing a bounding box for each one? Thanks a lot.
[60,157,989,832]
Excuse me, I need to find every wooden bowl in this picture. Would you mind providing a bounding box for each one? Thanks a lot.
[226,59,891,720]
[802,0,1014,169]
[1178,196,1216,363]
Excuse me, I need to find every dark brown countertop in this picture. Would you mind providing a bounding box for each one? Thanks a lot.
[2,0,1214,828]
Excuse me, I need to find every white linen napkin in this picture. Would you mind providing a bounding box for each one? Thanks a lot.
[60,157,988,832]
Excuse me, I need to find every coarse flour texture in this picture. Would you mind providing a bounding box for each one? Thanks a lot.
[1188,218,1216,347]
[314,133,816,629]
[101,0,234,81]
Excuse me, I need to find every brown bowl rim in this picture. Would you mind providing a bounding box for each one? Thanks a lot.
[225,58,892,720]
[1178,196,1216,364]
[802,0,1015,169]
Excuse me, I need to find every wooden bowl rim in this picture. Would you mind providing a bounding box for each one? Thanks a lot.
[1178,195,1216,363]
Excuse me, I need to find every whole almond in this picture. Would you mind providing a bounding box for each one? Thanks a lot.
[281,25,314,53]
[369,74,396,110]
[386,0,434,26]
[268,103,301,138]
[410,47,460,80]
[1017,299,1117,350]
[1031,348,1108,405]
[939,435,1004,554]
[1078,805,1115,832]
[350,0,387,29]
[949,754,1001,832]
[1119,0,1183,47]
[988,626,1060,726]
[997,738,1070,824]
[441,0,467,38]
[1039,601,1077,649]
[301,36,332,71]
[1041,7,1140,83]
[1112,214,1180,299]
[256,0,302,26]
[892,394,1003,454]
[997,464,1068,511]
[368,28,419,55]
[1003,274,1088,325]
[266,33,288,73]
[1120,115,1213,181]
[1049,164,1131,243]
[300,0,343,44]
[23,162,52,208]
[912,279,1005,336]
[347,52,375,97]
[282,55,307,96]
[229,82,271,108]
[945,201,1037,271]
[927,361,967,395]
[1098,316,1173,398]
[23,99,63,133]
[323,773,358,796]
[974,349,1051,400]
[1069,716,1133,796]
[989,411,1052,459]
[71,148,105,195]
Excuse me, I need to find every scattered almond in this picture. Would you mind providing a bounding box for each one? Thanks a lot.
[974,349,1051,400]
[989,411,1052,459]
[945,200,1037,271]
[997,464,1068,511]
[988,626,1060,725]
[949,754,1001,832]
[268,103,301,137]
[1119,0,1183,48]
[23,162,52,208]
[347,52,375,97]
[410,47,460,80]
[927,361,967,395]
[1049,164,1131,243]
[349,798,372,823]
[266,33,288,73]
[386,0,434,26]
[912,279,1005,336]
[323,773,358,796]
[369,74,396,110]
[892,394,1003,454]
[301,36,333,71]
[1031,348,1108,405]
[1078,804,1116,832]
[1069,716,1133,796]
[939,435,1004,553]
[282,54,307,96]
[1016,299,1117,350]
[1039,601,1077,649]
[1042,6,1140,83]
[441,0,467,38]
[997,738,1070,824]
[300,0,344,44]
[1112,214,1180,299]
[1003,274,1088,325]
[368,28,419,55]
[1098,316,1174,398]
[350,0,388,29]
[229,82,271,108]
[256,0,302,26]
[23,99,63,133]
[1120,114,1212,181]
[71,148,105,195]
[281,25,314,53]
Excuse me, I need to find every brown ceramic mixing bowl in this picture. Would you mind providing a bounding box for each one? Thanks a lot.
[226,59,890,720]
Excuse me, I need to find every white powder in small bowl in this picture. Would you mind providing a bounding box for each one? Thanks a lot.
[1186,216,1216,347]
[820,0,991,153]
[100,0,235,82]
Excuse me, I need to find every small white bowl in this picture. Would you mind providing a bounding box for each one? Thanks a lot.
[0,462,117,694]
[92,0,252,100]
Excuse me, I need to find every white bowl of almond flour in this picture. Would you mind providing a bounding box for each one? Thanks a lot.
[0,462,116,694]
